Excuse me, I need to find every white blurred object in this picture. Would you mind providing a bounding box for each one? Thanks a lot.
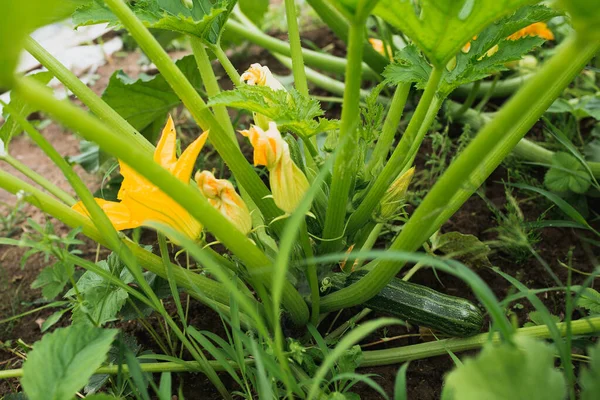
[0,22,122,115]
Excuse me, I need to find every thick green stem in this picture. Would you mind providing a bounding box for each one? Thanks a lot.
[23,37,153,154]
[284,0,309,96]
[225,19,378,80]
[12,77,308,325]
[319,21,367,253]
[320,34,600,312]
[347,69,444,235]
[361,317,600,366]
[103,0,283,226]
[0,153,75,205]
[366,83,411,175]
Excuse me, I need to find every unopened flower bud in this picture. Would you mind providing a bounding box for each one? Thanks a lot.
[375,167,415,221]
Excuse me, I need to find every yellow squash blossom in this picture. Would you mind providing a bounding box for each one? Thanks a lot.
[241,63,286,91]
[195,170,252,235]
[73,116,208,242]
[375,167,415,221]
[240,122,309,214]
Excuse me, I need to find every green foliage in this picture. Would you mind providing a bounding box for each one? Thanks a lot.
[441,337,566,400]
[580,341,600,400]
[558,0,600,36]
[383,45,432,90]
[74,0,236,44]
[523,310,560,327]
[544,152,591,193]
[547,95,600,120]
[572,286,600,315]
[431,231,492,268]
[0,71,53,148]
[239,0,269,26]
[0,0,85,87]
[372,0,539,66]
[31,260,75,300]
[21,324,118,400]
[209,85,339,138]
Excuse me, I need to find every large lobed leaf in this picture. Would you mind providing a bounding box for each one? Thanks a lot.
[73,0,236,44]
[21,325,118,400]
[384,5,555,97]
[373,0,542,67]
[442,337,566,400]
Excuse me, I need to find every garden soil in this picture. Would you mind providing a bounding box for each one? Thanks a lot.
[1,30,599,400]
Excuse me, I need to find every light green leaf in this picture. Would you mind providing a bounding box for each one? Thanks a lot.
[544,152,591,194]
[580,342,600,400]
[523,310,560,327]
[372,0,540,67]
[0,1,86,87]
[1,71,54,148]
[383,45,432,90]
[21,325,118,400]
[41,308,70,332]
[441,337,566,400]
[209,85,339,138]
[558,0,600,36]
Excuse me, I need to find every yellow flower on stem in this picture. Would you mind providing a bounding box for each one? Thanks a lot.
[375,167,415,221]
[195,170,252,235]
[241,63,286,91]
[240,122,309,214]
[508,22,554,41]
[72,116,208,242]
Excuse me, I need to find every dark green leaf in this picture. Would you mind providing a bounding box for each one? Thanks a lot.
[544,152,591,194]
[73,0,235,45]
[441,337,566,400]
[21,325,118,400]
[209,85,338,138]
[571,286,600,314]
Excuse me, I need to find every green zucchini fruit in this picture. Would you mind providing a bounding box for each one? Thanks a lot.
[330,270,484,337]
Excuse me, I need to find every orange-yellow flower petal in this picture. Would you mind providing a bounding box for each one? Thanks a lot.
[72,116,205,242]
[240,123,285,169]
[195,170,252,235]
[369,38,393,60]
[508,22,554,41]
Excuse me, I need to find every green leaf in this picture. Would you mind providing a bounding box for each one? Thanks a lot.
[580,342,600,400]
[21,325,118,400]
[239,0,268,26]
[31,261,75,300]
[558,0,600,36]
[544,152,591,194]
[441,337,566,400]
[393,363,409,400]
[523,310,560,327]
[73,0,235,45]
[372,0,540,67]
[571,286,600,314]
[67,140,103,173]
[41,308,70,332]
[1,71,54,148]
[209,85,338,138]
[0,1,87,87]
[66,252,134,326]
[439,5,556,97]
[102,55,202,132]
[337,345,363,375]
[432,231,492,268]
[383,45,432,89]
